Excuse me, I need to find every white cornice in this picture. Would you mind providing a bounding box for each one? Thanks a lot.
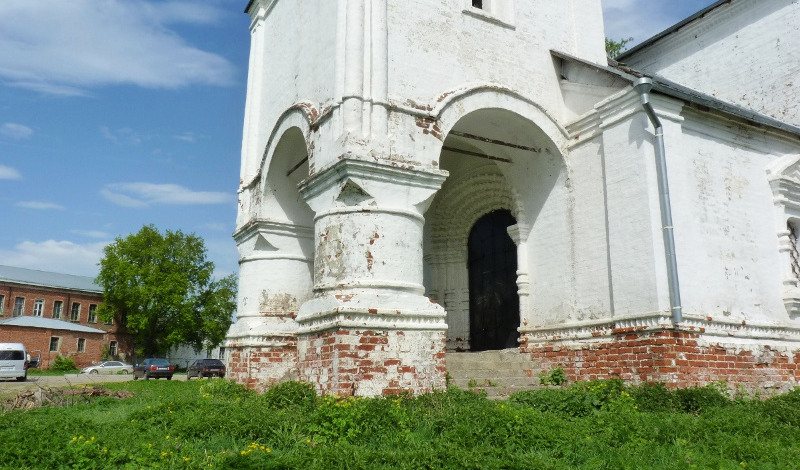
[521,312,800,343]
[233,218,314,243]
[298,157,447,201]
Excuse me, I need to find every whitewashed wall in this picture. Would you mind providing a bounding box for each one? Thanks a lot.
[623,0,800,128]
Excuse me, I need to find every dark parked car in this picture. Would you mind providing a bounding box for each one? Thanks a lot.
[187,359,226,379]
[133,358,174,380]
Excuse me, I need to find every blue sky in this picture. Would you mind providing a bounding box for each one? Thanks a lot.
[0,0,716,280]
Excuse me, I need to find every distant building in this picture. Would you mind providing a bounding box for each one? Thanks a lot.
[0,265,131,368]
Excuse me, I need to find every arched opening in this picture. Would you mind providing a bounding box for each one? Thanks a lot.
[264,127,314,229]
[468,209,519,351]
[423,105,566,352]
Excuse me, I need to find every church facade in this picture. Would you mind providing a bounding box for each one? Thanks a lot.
[225,0,800,396]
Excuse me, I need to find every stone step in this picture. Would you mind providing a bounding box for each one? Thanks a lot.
[445,349,545,397]
[450,378,537,390]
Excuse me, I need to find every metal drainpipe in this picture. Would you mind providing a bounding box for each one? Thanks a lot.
[633,77,683,325]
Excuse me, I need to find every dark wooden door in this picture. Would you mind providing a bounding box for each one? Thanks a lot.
[468,210,520,351]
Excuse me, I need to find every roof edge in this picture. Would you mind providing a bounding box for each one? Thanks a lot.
[616,0,732,61]
[552,50,800,137]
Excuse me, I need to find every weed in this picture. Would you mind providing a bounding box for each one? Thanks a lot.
[261,381,316,409]
[538,367,567,386]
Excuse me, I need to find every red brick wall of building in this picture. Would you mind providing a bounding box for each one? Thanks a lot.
[0,281,131,368]
[521,328,800,393]
[0,325,109,369]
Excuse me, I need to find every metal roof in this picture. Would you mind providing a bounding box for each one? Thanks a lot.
[0,265,101,293]
[551,50,800,138]
[0,316,106,334]
[616,0,732,61]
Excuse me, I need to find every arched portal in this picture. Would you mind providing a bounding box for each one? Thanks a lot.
[423,106,565,352]
[468,209,520,351]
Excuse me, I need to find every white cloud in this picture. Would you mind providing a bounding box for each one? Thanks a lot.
[0,0,236,95]
[0,165,22,180]
[0,122,33,139]
[15,201,65,210]
[0,239,109,277]
[101,182,234,207]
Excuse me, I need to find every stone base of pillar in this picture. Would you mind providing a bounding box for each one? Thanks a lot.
[224,337,298,392]
[296,291,448,396]
[298,328,446,396]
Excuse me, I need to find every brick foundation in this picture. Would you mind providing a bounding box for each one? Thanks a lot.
[522,327,800,393]
[225,338,298,392]
[298,329,447,396]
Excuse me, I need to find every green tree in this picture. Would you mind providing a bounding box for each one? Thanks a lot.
[605,36,634,58]
[96,225,236,357]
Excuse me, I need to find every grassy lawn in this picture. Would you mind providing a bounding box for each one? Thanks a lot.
[1,379,799,469]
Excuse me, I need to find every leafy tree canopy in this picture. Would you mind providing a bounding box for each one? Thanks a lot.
[606,36,634,58]
[96,224,236,358]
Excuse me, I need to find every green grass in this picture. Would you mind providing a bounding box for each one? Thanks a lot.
[27,368,79,376]
[1,379,799,469]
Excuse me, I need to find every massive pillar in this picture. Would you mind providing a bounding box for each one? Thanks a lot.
[295,158,448,396]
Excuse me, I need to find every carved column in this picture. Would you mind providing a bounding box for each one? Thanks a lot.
[507,223,531,342]
[296,158,448,396]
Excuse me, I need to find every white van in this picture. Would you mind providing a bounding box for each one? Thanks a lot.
[0,342,28,382]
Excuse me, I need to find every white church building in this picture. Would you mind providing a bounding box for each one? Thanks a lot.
[224,0,800,396]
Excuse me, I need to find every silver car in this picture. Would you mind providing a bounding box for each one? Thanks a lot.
[80,361,133,375]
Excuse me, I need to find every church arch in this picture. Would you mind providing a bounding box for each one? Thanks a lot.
[423,102,568,351]
[261,126,314,228]
[414,86,569,168]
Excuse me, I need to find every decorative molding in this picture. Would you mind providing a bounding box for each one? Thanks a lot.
[521,313,800,343]
[234,218,314,244]
[296,309,448,334]
[224,334,296,349]
[246,0,278,26]
[299,157,448,201]
[389,83,570,139]
[767,153,800,316]
[313,279,426,293]
[566,88,684,149]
